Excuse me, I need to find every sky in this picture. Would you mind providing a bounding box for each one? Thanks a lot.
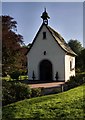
[2,2,83,46]
[2,0,84,2]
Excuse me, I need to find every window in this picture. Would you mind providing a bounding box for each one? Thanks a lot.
[70,59,74,71]
[44,51,46,55]
[70,61,72,71]
[43,32,46,39]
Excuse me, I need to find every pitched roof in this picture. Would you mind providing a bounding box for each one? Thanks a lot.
[47,26,77,56]
[27,23,77,56]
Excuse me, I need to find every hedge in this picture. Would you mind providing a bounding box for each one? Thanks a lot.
[2,80,31,106]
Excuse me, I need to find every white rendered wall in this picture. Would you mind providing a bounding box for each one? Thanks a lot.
[27,24,66,81]
[65,54,75,81]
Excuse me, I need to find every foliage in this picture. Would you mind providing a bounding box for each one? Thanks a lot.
[2,15,28,76]
[2,81,43,106]
[20,69,28,75]
[64,73,85,90]
[2,84,84,119]
[68,39,84,71]
[68,39,83,55]
[31,88,42,97]
[2,75,28,81]
[79,48,85,71]
[9,70,20,80]
[2,80,31,106]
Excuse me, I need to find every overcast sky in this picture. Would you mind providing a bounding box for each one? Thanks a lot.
[2,2,83,46]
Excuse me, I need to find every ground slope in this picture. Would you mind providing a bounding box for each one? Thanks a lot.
[2,84,84,119]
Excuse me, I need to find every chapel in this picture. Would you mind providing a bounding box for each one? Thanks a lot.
[27,9,76,82]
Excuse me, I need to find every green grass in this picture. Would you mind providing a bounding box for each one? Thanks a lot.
[2,75,28,81]
[2,84,84,119]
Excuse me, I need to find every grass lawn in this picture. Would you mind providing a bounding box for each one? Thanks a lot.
[2,84,84,119]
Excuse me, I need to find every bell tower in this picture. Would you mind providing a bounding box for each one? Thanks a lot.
[41,8,50,25]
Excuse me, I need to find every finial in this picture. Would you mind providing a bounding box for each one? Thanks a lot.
[44,7,46,12]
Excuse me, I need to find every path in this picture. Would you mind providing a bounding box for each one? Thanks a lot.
[29,82,65,88]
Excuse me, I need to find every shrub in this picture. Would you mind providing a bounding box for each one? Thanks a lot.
[2,80,31,106]
[13,82,31,101]
[2,72,7,77]
[64,73,85,90]
[20,69,28,75]
[10,70,20,80]
[31,88,42,97]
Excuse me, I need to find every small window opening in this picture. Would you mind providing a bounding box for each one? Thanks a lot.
[70,61,72,71]
[43,32,46,39]
[44,51,46,55]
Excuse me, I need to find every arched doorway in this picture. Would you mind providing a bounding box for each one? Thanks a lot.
[39,60,53,81]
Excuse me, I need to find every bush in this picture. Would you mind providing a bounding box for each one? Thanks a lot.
[64,73,85,90]
[2,72,7,77]
[31,88,42,97]
[2,80,31,106]
[10,70,20,80]
[20,69,28,75]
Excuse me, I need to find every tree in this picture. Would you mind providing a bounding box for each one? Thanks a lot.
[79,48,85,71]
[68,39,84,72]
[2,15,27,76]
[68,39,83,55]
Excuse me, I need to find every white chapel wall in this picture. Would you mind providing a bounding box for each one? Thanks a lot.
[65,54,75,81]
[27,25,66,81]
